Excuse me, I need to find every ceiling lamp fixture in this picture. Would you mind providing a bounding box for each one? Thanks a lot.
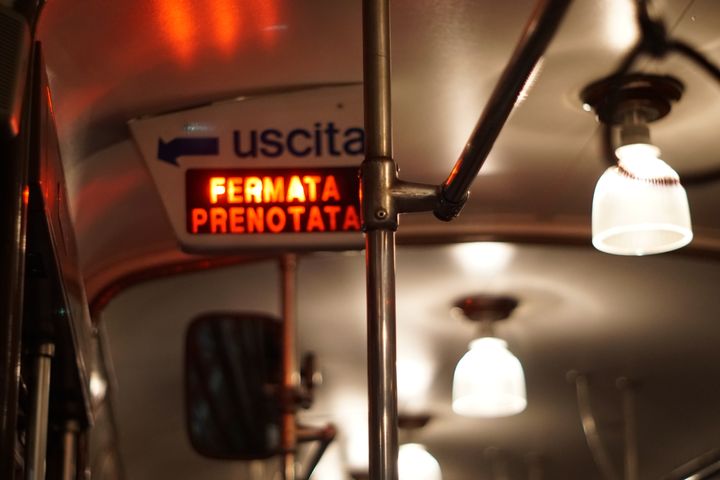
[582,74,692,256]
[451,295,526,418]
[398,414,442,480]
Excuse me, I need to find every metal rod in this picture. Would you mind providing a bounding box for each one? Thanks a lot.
[572,374,619,480]
[25,342,54,480]
[435,0,573,221]
[365,230,398,480]
[362,0,399,479]
[662,449,720,480]
[280,254,298,480]
[618,378,639,480]
[61,420,80,480]
[298,424,337,480]
[363,0,392,160]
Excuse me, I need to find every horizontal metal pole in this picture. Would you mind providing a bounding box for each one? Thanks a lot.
[435,0,573,221]
[392,181,438,214]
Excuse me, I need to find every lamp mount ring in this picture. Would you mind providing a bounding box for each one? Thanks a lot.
[581,73,684,125]
[398,413,432,431]
[453,294,519,323]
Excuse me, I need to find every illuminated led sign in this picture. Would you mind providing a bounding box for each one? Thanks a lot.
[186,168,360,235]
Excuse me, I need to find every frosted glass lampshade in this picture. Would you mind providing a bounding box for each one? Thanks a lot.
[452,337,527,418]
[592,143,692,256]
[398,443,442,480]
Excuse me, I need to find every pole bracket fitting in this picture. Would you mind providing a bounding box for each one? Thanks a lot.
[393,180,439,215]
[360,156,399,231]
[361,157,440,230]
[433,186,470,222]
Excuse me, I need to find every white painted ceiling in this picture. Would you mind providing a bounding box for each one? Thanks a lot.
[34,0,720,478]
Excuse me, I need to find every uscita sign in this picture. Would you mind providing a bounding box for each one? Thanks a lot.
[130,84,366,252]
[232,122,364,159]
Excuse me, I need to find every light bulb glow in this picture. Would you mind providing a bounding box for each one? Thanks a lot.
[452,337,527,418]
[89,371,108,402]
[398,443,442,480]
[592,143,692,256]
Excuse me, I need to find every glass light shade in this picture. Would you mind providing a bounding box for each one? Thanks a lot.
[592,143,692,256]
[398,443,442,480]
[452,337,527,418]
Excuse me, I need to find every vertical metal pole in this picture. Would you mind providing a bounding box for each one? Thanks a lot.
[280,254,298,480]
[60,420,79,480]
[365,230,398,480]
[25,342,54,480]
[362,0,398,479]
[618,378,638,480]
[363,0,393,159]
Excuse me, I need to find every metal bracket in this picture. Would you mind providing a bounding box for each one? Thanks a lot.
[434,187,470,222]
[360,157,439,231]
[361,157,398,231]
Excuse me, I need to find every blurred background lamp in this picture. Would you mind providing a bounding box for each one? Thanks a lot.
[398,443,442,480]
[582,74,691,256]
[453,337,526,417]
[450,295,527,418]
[398,414,442,480]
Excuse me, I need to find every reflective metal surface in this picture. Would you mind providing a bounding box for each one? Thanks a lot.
[25,342,54,480]
[362,0,399,478]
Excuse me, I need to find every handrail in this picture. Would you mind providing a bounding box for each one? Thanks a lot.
[433,0,573,221]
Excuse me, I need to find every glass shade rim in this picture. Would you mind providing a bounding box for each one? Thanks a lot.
[592,222,693,256]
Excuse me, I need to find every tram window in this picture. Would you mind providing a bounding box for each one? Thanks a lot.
[184,312,282,460]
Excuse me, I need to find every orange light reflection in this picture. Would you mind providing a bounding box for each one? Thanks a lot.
[153,0,282,63]
[154,0,196,65]
[45,86,54,116]
[211,0,242,56]
[253,0,281,48]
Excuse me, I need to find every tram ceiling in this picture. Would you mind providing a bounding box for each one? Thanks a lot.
[31,0,720,479]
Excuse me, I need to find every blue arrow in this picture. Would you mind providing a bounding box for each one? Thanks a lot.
[157,137,219,166]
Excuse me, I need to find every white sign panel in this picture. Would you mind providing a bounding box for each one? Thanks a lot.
[129,85,365,253]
